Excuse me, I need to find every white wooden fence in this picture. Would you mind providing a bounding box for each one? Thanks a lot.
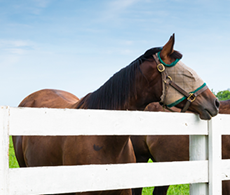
[0,106,230,195]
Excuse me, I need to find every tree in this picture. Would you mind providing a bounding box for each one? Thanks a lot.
[215,90,230,101]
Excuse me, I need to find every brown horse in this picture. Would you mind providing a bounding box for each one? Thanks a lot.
[13,34,219,195]
[131,100,230,195]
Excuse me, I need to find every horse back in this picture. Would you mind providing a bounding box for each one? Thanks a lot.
[13,89,79,168]
[219,100,230,114]
[18,89,79,108]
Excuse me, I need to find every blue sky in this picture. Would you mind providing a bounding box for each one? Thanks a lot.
[1,0,230,106]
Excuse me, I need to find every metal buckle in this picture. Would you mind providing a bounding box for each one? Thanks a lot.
[157,63,165,72]
[187,93,196,102]
[164,76,172,84]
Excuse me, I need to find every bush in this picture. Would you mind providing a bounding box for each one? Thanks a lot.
[215,90,230,101]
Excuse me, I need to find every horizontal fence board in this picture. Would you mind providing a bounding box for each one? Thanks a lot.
[6,106,208,135]
[216,114,230,135]
[9,161,208,195]
[1,106,229,195]
[221,159,230,181]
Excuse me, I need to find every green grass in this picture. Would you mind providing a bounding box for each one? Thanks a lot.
[9,136,19,168]
[9,138,189,194]
[142,185,189,195]
[142,159,189,195]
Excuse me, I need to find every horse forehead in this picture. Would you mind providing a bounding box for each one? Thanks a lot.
[170,61,199,78]
[163,60,205,107]
[168,60,204,86]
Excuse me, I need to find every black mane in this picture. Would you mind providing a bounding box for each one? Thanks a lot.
[76,47,163,110]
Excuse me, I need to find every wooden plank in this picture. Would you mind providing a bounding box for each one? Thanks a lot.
[216,114,230,135]
[221,159,230,181]
[9,161,208,195]
[208,119,222,195]
[8,107,208,136]
[1,106,229,195]
[189,135,208,195]
[0,106,10,194]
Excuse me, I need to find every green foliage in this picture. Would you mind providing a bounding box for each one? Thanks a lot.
[212,89,230,101]
[215,90,230,101]
[168,184,189,195]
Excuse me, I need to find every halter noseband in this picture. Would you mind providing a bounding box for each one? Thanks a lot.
[153,52,208,113]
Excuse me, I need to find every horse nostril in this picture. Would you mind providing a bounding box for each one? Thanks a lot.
[215,99,220,109]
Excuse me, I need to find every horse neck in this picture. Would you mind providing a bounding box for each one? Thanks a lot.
[71,97,132,158]
[71,93,91,109]
[72,60,162,111]
[127,60,162,110]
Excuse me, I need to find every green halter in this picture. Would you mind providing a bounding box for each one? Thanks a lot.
[167,83,207,108]
[157,51,180,67]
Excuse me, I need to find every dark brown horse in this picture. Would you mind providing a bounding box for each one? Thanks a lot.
[131,100,230,195]
[13,34,219,195]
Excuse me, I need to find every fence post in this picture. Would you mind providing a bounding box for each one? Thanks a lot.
[189,133,208,195]
[0,106,9,194]
[208,118,222,195]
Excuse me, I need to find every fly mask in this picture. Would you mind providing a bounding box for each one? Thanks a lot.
[153,51,208,112]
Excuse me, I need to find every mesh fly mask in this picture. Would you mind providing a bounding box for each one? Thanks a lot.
[153,51,208,112]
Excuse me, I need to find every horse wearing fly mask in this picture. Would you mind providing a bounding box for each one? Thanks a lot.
[13,34,219,195]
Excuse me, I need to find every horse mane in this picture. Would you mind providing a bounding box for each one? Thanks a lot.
[75,47,180,110]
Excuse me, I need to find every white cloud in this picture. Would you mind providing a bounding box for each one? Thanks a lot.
[32,0,51,8]
[5,48,27,55]
[0,54,21,67]
[0,40,30,47]
[101,0,141,22]
[0,39,36,54]
[0,39,38,68]
[5,0,52,15]
[27,0,52,14]
[109,0,140,11]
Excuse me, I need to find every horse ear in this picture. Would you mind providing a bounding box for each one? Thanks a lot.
[160,34,175,59]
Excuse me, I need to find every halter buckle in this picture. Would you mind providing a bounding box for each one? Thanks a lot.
[164,76,172,84]
[187,93,196,102]
[157,63,165,72]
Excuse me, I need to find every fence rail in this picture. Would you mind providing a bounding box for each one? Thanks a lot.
[0,106,229,195]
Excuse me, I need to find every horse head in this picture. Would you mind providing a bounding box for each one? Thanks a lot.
[137,34,219,119]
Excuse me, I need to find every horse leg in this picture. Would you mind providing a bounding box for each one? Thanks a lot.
[12,136,26,167]
[152,186,169,195]
[130,136,151,195]
[132,188,142,195]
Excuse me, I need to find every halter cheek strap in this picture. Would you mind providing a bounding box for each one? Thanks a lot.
[153,53,208,113]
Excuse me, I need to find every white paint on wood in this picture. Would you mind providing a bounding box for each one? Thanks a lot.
[216,114,230,135]
[189,135,208,195]
[0,106,229,195]
[8,107,208,135]
[221,159,230,180]
[9,161,208,195]
[189,135,208,161]
[0,106,9,194]
[208,119,222,195]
